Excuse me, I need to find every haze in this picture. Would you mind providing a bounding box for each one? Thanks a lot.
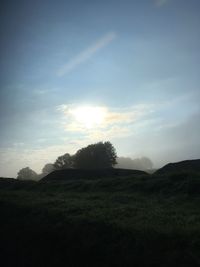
[0,0,200,177]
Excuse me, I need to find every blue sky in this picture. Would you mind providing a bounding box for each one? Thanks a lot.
[0,0,200,176]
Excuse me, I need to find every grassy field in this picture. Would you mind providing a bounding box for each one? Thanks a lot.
[0,172,200,266]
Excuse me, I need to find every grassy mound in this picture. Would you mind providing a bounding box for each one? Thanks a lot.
[0,172,200,266]
[41,168,147,182]
[156,159,200,175]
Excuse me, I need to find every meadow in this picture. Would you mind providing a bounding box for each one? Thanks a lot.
[0,172,200,266]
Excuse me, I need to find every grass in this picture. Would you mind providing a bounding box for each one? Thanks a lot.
[0,173,200,266]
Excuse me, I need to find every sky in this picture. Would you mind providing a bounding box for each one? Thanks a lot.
[0,0,200,177]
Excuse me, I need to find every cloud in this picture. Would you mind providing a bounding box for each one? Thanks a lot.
[57,32,117,76]
[86,126,132,141]
[13,142,25,147]
[57,104,154,141]
[155,0,168,7]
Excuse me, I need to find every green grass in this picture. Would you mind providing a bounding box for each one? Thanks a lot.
[0,173,200,266]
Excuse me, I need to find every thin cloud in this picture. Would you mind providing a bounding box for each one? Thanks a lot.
[57,104,154,140]
[57,32,117,76]
[155,0,168,7]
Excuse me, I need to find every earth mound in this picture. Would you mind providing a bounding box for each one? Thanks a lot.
[156,159,200,174]
[41,168,147,182]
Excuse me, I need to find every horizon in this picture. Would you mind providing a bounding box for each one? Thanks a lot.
[2,157,200,178]
[0,0,200,177]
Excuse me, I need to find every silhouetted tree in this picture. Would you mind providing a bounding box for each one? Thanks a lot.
[42,163,55,176]
[17,167,38,180]
[74,141,117,169]
[54,153,74,169]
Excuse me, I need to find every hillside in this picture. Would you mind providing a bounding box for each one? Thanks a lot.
[0,171,200,266]
[156,159,200,174]
[41,168,147,182]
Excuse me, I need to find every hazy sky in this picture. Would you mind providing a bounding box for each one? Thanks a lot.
[0,0,200,177]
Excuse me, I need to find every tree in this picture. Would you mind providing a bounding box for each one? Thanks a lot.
[17,167,38,181]
[42,163,55,176]
[54,153,74,170]
[73,141,117,169]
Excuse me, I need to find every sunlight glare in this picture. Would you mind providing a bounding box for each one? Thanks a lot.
[71,106,106,128]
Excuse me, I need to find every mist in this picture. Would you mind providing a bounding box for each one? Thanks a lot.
[116,157,153,171]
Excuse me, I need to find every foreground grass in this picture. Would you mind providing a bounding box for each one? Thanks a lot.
[0,173,200,266]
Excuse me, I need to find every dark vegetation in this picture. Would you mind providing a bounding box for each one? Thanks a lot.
[42,168,146,182]
[73,141,117,169]
[0,161,200,266]
[156,159,200,174]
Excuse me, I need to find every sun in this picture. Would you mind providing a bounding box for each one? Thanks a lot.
[71,106,106,128]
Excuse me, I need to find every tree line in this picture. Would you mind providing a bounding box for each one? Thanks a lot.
[17,141,117,180]
[17,141,153,180]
